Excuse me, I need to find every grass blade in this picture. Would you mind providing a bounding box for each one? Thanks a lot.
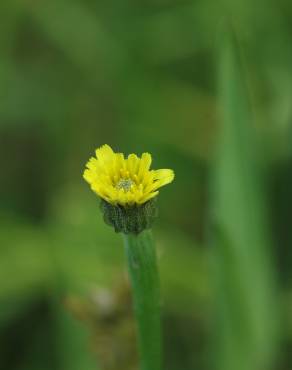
[210,29,278,370]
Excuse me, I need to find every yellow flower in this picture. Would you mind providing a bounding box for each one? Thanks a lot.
[83,144,174,206]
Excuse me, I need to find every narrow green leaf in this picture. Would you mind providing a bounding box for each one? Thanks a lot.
[211,30,278,370]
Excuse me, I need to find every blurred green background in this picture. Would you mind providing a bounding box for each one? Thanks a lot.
[1,0,292,369]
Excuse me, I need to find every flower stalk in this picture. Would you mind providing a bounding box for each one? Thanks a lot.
[83,144,174,370]
[123,229,162,370]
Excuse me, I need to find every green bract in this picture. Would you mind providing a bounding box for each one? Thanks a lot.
[100,198,158,234]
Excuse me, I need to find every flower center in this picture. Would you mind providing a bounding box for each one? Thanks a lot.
[116,178,133,192]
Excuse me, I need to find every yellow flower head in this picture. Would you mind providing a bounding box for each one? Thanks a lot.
[83,144,174,206]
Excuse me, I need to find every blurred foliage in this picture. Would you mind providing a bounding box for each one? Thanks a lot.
[211,31,278,370]
[1,0,292,369]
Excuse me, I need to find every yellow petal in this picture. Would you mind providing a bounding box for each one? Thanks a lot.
[95,144,114,161]
[138,153,152,179]
[138,190,159,204]
[115,153,126,175]
[144,169,174,193]
[83,169,93,183]
[85,157,98,171]
[154,169,174,186]
[142,170,155,187]
[95,145,116,175]
[126,153,139,176]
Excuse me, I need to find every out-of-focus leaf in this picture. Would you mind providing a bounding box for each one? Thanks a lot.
[0,222,52,319]
[27,0,127,84]
[51,294,100,370]
[210,30,278,370]
[121,78,216,161]
[134,3,214,64]
[0,59,71,125]
[158,229,208,312]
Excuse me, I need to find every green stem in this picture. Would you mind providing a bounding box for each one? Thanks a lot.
[123,229,162,370]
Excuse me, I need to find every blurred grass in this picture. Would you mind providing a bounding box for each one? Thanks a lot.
[210,30,278,370]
